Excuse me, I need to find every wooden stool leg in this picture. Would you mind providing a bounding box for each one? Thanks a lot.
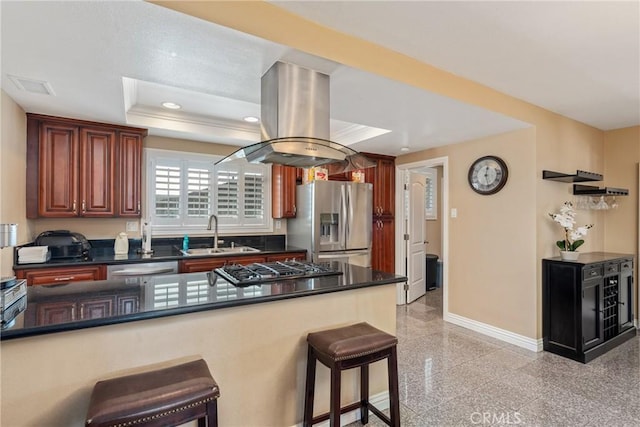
[388,346,400,427]
[360,364,369,424]
[329,362,342,427]
[303,346,317,427]
[204,399,218,427]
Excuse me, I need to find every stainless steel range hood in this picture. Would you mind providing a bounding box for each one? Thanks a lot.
[217,62,375,172]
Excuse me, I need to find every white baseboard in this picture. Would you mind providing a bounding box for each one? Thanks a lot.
[290,391,389,427]
[444,312,543,352]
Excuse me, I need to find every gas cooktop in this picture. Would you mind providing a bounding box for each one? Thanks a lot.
[215,260,342,286]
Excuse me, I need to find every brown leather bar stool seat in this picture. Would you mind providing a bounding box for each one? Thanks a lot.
[86,359,220,427]
[304,322,400,427]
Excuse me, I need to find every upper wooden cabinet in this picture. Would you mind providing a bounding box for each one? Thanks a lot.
[26,114,147,218]
[362,152,396,218]
[272,164,297,219]
[118,132,144,217]
[80,127,116,216]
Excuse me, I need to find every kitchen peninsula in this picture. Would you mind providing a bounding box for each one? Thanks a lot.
[1,263,405,426]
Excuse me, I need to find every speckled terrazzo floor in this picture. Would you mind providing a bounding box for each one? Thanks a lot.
[346,288,640,427]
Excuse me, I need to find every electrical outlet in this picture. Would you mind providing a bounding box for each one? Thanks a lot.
[126,221,138,232]
[450,208,458,218]
[275,219,282,230]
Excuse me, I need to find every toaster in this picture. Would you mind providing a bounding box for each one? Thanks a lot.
[35,230,91,260]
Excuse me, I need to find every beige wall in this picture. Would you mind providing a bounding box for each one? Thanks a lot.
[425,166,443,258]
[1,284,396,426]
[400,128,538,338]
[0,91,32,277]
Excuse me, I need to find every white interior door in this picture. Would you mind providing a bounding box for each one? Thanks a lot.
[406,172,426,303]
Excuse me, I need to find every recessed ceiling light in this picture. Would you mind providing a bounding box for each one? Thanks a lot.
[400,147,410,152]
[243,116,260,123]
[161,101,181,110]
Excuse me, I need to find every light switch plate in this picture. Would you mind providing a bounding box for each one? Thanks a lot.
[450,208,458,218]
[126,221,138,232]
[275,219,282,230]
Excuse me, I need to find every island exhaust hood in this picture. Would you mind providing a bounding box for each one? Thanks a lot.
[216,62,375,172]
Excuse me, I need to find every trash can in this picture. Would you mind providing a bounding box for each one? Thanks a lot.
[426,254,439,291]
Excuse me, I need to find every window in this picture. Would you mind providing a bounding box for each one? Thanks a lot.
[424,167,437,220]
[146,148,272,235]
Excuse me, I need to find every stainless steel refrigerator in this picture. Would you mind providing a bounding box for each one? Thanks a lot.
[287,180,372,267]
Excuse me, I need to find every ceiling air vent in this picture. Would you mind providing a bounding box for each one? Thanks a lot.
[8,75,55,95]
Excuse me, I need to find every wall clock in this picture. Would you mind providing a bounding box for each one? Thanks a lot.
[468,155,508,195]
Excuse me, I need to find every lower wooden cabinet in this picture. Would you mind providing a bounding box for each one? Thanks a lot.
[265,252,306,262]
[543,254,636,363]
[179,252,307,273]
[372,218,395,273]
[16,265,106,286]
[179,255,267,273]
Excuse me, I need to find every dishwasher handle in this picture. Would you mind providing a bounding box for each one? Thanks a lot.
[109,267,176,276]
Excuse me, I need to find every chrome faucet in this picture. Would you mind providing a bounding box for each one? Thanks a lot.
[207,214,219,250]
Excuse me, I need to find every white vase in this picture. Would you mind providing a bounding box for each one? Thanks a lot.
[560,250,580,261]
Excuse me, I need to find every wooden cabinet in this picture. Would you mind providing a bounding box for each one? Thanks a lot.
[272,165,297,218]
[179,255,268,273]
[361,152,396,272]
[179,252,307,273]
[363,153,395,218]
[16,265,106,286]
[118,132,143,216]
[372,218,395,273]
[26,114,147,218]
[36,122,79,217]
[265,251,307,262]
[543,255,636,363]
[328,171,351,181]
[80,127,117,216]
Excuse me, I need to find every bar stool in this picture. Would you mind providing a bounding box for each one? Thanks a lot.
[303,322,400,427]
[85,359,220,427]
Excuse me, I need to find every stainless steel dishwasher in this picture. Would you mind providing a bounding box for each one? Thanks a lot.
[106,261,179,281]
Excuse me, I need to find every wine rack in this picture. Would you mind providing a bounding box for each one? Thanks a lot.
[602,276,619,340]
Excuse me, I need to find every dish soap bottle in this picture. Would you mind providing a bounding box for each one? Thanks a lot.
[114,232,129,255]
[182,235,189,252]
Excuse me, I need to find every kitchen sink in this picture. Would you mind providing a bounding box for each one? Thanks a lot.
[180,246,261,256]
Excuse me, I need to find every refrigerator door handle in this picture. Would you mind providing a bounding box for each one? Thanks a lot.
[347,184,353,247]
[340,184,347,250]
[318,250,370,258]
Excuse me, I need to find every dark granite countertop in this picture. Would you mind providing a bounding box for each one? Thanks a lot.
[13,235,306,269]
[1,263,406,340]
[543,252,634,265]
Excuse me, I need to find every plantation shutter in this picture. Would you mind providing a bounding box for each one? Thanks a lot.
[242,165,266,224]
[154,162,181,219]
[216,169,239,220]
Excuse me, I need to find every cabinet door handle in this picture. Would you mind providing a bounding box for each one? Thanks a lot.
[590,271,598,276]
[623,263,629,269]
[293,205,297,215]
[82,200,86,212]
[137,201,141,214]
[54,276,75,281]
[72,200,77,211]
